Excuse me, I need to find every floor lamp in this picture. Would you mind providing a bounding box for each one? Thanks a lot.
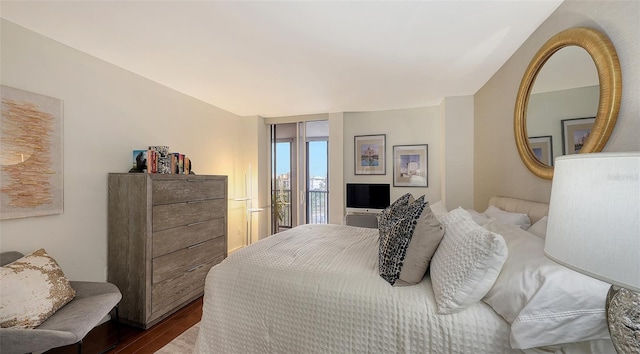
[544,152,639,353]
[233,165,263,246]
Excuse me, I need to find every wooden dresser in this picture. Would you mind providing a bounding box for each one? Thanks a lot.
[107,173,227,328]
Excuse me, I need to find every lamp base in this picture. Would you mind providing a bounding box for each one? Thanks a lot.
[606,286,640,354]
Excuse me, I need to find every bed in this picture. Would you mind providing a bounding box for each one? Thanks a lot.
[194,196,615,354]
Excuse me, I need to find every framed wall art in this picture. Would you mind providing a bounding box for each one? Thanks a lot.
[528,135,553,166]
[1,85,64,220]
[561,117,595,155]
[393,144,428,187]
[354,134,385,175]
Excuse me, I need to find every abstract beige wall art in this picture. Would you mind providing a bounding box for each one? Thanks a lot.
[1,85,63,220]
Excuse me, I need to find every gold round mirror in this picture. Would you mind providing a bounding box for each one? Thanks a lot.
[514,27,622,180]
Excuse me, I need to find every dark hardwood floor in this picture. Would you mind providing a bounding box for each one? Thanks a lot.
[45,297,203,354]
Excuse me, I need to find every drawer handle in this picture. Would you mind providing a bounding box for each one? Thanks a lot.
[186,264,204,272]
[187,200,206,204]
[187,221,205,227]
[187,241,207,250]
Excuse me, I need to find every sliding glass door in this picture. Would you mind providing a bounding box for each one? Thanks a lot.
[270,120,328,234]
[305,122,329,224]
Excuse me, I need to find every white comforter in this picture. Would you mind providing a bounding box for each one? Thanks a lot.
[194,224,521,354]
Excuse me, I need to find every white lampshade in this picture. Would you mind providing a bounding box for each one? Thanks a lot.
[544,152,640,292]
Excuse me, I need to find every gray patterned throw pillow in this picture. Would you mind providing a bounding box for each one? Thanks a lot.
[379,195,442,286]
[378,193,413,237]
[378,193,413,271]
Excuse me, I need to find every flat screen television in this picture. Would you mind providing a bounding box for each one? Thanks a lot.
[346,183,390,214]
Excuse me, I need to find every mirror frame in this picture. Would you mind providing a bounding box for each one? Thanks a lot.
[514,27,622,180]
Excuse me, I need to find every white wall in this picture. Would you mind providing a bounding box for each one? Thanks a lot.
[440,96,475,210]
[474,0,640,210]
[328,112,345,224]
[0,19,247,281]
[343,106,442,208]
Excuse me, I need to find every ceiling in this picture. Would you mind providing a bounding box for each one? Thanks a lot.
[0,1,563,117]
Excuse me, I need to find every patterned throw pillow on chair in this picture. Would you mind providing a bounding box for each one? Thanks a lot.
[0,249,76,328]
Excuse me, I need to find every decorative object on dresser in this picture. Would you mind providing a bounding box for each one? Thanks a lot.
[131,150,148,173]
[108,173,227,329]
[544,152,640,354]
[130,146,193,174]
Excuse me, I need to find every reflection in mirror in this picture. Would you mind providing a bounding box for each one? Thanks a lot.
[514,27,621,180]
[526,46,599,166]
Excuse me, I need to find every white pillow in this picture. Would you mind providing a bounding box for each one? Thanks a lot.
[465,209,490,226]
[429,200,448,221]
[484,205,531,230]
[527,216,548,239]
[482,221,610,349]
[430,208,508,314]
[0,249,76,329]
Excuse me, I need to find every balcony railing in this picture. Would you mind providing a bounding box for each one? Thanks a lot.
[273,189,328,228]
[307,190,328,224]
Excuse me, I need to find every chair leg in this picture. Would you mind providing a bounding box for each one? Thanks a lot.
[99,306,120,354]
[115,306,120,344]
[77,340,82,354]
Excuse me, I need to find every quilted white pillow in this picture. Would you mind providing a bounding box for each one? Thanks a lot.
[482,221,610,349]
[430,208,508,314]
[0,249,76,329]
[466,209,490,226]
[484,205,531,230]
[527,216,548,239]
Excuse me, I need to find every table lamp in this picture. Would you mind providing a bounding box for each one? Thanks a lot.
[544,152,639,353]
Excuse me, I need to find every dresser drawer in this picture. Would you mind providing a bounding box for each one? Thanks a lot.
[152,236,225,284]
[153,218,225,258]
[150,256,222,321]
[153,178,225,205]
[153,199,226,232]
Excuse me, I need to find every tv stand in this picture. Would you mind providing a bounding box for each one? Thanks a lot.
[344,213,378,229]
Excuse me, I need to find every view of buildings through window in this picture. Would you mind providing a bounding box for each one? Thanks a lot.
[275,139,328,227]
